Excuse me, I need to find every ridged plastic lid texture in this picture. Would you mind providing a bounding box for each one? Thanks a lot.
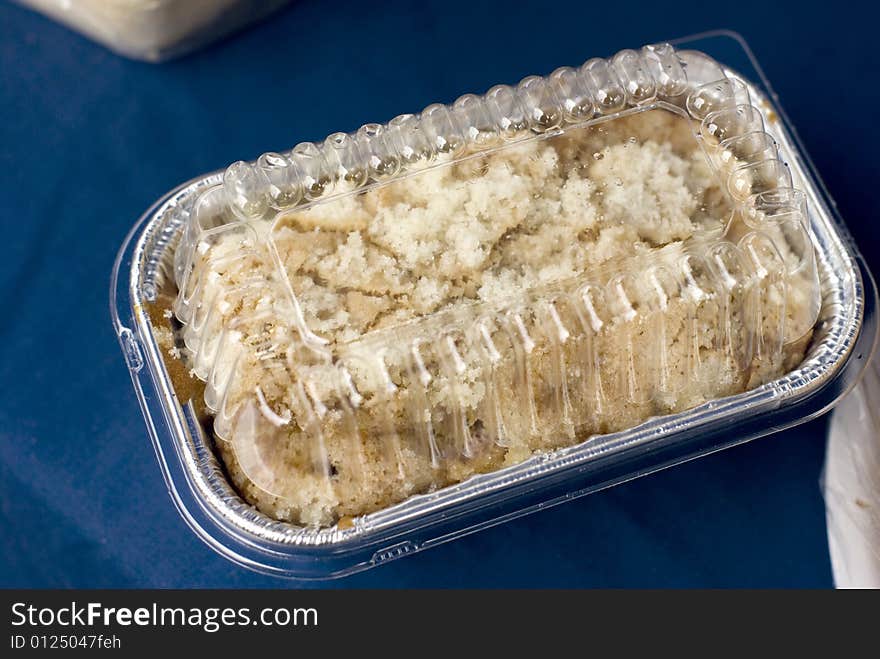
[165,43,821,526]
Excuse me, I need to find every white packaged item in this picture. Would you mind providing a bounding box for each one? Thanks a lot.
[825,348,880,588]
[16,0,291,62]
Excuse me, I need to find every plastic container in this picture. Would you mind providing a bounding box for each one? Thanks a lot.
[15,0,291,62]
[112,32,878,578]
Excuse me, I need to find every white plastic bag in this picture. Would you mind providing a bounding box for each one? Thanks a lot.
[824,349,880,588]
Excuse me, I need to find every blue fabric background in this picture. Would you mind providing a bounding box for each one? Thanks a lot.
[1,0,876,588]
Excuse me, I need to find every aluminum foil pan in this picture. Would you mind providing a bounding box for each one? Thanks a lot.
[111,35,878,578]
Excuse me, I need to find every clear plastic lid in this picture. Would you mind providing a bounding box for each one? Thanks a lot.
[165,43,821,527]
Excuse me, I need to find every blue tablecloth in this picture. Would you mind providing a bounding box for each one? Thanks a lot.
[2,0,876,588]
